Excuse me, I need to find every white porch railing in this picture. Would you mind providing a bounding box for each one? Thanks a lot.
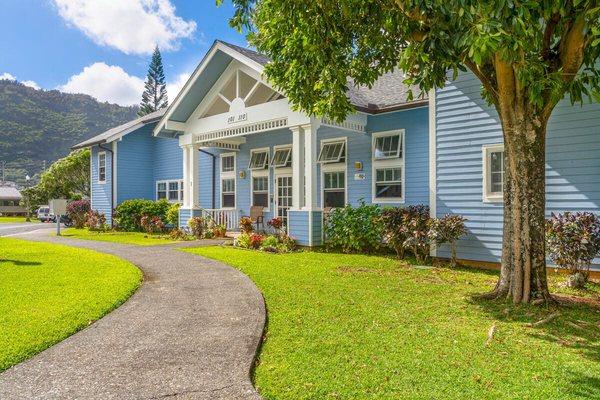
[201,208,239,231]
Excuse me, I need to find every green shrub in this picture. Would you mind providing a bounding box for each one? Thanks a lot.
[278,234,297,252]
[236,233,251,248]
[114,199,170,231]
[262,235,279,248]
[324,201,383,253]
[166,203,180,225]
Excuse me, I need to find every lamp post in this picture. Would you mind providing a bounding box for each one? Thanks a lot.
[25,174,31,222]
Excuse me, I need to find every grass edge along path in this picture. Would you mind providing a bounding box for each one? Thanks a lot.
[0,237,142,371]
[184,246,600,400]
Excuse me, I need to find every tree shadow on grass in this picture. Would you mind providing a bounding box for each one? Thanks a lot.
[568,372,600,399]
[468,294,600,364]
[0,259,43,266]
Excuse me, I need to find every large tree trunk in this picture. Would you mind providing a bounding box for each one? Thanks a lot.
[488,114,552,303]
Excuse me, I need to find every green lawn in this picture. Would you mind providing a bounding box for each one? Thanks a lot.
[61,228,179,246]
[0,238,141,371]
[0,216,30,223]
[184,247,600,400]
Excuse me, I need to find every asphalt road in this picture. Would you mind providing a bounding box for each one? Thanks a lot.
[0,221,55,237]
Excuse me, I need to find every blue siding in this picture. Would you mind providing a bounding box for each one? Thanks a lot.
[91,145,113,225]
[312,211,323,246]
[153,136,183,183]
[116,126,154,202]
[435,72,600,265]
[178,208,202,228]
[288,210,310,245]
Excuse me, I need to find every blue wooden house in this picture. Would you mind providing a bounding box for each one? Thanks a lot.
[74,40,600,267]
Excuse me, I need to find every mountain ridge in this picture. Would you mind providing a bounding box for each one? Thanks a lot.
[0,80,139,185]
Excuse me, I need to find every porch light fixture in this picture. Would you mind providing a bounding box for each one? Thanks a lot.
[239,170,246,179]
[354,161,363,171]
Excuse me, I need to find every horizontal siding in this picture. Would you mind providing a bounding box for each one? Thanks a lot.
[116,126,154,202]
[312,211,323,246]
[435,71,600,267]
[153,136,183,184]
[91,145,113,225]
[288,210,309,245]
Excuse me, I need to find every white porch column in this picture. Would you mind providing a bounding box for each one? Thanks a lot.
[302,123,318,210]
[291,126,305,209]
[182,146,190,207]
[188,145,200,208]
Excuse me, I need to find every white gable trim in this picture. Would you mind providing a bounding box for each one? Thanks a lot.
[154,42,266,137]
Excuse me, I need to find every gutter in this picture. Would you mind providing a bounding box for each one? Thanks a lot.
[198,148,216,209]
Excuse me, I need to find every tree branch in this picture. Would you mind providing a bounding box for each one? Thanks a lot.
[464,59,499,106]
[541,13,560,61]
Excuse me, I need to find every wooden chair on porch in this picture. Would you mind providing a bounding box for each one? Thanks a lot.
[250,206,265,231]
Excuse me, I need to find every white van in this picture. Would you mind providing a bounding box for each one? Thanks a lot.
[37,206,53,222]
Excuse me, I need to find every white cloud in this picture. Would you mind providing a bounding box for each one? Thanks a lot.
[0,72,16,81]
[166,71,191,102]
[0,73,40,90]
[59,62,144,106]
[22,80,41,90]
[53,0,196,55]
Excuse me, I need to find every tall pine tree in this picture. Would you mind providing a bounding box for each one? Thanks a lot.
[138,46,168,116]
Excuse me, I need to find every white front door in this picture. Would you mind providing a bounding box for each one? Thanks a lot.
[275,174,292,224]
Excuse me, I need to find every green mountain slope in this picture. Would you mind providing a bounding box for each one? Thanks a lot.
[0,80,138,185]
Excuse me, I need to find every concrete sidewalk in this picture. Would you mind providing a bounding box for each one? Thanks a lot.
[0,234,265,399]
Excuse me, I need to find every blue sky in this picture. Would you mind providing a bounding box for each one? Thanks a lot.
[0,0,247,106]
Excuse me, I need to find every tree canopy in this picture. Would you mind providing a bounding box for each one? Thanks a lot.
[225,0,600,121]
[21,149,90,211]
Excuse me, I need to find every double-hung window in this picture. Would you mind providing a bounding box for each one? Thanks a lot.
[483,144,505,202]
[221,153,236,208]
[249,149,269,170]
[372,130,404,202]
[323,171,345,208]
[98,152,106,183]
[156,180,184,203]
[319,139,347,208]
[271,146,292,168]
[252,175,269,208]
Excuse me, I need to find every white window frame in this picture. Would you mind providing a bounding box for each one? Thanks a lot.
[318,139,346,164]
[251,148,270,211]
[271,145,292,168]
[249,147,269,170]
[320,137,347,208]
[155,179,184,203]
[482,144,505,203]
[372,130,405,203]
[97,151,106,184]
[220,152,236,209]
[221,153,236,173]
[373,131,403,160]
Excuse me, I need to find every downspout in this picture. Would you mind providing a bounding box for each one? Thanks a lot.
[198,148,216,209]
[98,142,115,228]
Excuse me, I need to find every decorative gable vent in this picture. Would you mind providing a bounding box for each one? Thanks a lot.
[196,117,288,144]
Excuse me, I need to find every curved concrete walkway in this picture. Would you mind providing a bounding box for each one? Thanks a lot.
[0,233,265,399]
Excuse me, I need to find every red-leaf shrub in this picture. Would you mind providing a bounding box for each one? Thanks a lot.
[267,217,283,230]
[429,214,468,266]
[85,210,107,231]
[249,233,264,249]
[239,216,254,234]
[546,212,600,287]
[66,199,90,229]
[188,216,205,239]
[140,215,165,234]
[402,205,431,263]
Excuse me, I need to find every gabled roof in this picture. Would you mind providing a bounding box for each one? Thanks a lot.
[214,41,427,112]
[154,40,428,136]
[72,108,165,149]
[0,186,21,200]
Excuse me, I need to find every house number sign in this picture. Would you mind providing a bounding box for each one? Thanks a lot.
[227,112,248,124]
